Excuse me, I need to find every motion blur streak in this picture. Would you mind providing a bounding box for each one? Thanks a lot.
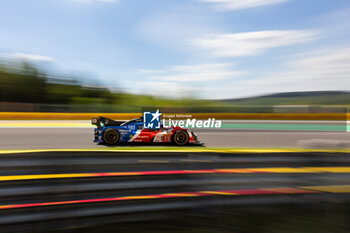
[2,166,350,181]
[301,185,350,193]
[0,186,326,210]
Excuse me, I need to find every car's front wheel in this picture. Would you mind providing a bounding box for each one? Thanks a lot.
[103,128,120,145]
[173,130,189,146]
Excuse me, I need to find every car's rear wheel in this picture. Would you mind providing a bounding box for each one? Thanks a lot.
[103,128,120,145]
[173,130,189,146]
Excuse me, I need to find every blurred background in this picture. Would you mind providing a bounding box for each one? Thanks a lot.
[1,0,350,233]
[0,0,350,112]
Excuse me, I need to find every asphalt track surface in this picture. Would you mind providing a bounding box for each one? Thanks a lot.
[1,119,350,232]
[1,128,350,149]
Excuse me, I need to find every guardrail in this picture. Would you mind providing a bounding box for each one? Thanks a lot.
[0,112,348,120]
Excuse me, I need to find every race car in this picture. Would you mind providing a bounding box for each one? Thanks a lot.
[92,116,200,146]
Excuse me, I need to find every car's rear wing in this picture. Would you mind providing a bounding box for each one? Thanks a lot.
[92,117,125,129]
[91,117,102,129]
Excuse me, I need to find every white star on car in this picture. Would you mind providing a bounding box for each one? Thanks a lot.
[151,109,161,122]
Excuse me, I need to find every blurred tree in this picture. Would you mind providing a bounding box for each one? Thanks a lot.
[0,61,226,112]
[0,62,116,105]
[0,63,46,103]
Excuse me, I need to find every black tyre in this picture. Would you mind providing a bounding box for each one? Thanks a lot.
[103,128,120,145]
[173,130,189,146]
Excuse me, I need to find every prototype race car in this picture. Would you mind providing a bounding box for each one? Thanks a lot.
[92,116,200,146]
